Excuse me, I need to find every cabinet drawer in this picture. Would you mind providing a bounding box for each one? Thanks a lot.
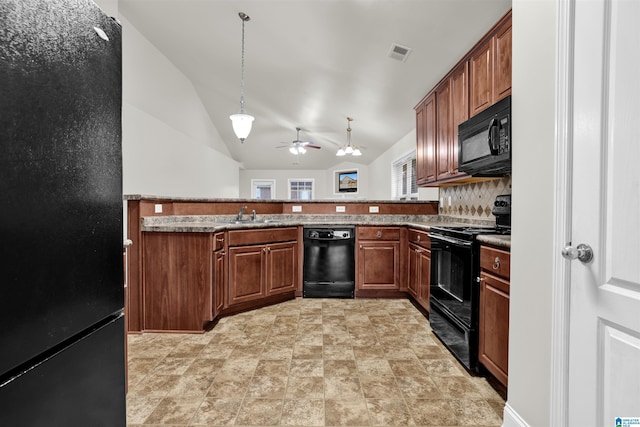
[408,229,430,248]
[213,232,226,251]
[228,227,298,247]
[480,246,510,280]
[357,226,401,241]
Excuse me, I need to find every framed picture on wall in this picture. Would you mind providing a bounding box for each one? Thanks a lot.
[337,170,358,193]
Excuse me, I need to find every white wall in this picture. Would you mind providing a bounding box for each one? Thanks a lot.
[119,15,240,198]
[506,0,556,426]
[367,129,439,201]
[240,130,439,201]
[93,0,117,17]
[239,161,369,200]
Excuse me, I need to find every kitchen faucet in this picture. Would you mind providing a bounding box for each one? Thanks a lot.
[237,205,247,221]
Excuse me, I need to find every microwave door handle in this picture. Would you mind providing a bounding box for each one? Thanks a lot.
[487,118,500,155]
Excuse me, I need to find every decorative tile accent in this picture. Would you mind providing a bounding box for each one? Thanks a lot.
[439,177,512,220]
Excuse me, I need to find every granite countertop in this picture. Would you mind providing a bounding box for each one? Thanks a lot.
[139,214,511,249]
[476,234,511,249]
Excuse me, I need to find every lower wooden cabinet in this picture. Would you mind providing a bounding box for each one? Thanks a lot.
[356,227,403,292]
[143,232,213,332]
[407,229,431,311]
[212,232,226,318]
[478,245,510,387]
[228,228,298,307]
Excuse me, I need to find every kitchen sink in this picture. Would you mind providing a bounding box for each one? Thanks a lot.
[223,219,282,225]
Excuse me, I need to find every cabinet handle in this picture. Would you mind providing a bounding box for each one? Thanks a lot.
[493,257,501,269]
[417,235,421,242]
[376,231,383,238]
[359,245,363,249]
[216,238,224,242]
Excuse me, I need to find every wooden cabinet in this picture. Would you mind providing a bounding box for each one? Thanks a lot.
[228,227,298,306]
[356,227,403,292]
[414,9,511,186]
[469,12,512,115]
[212,232,226,317]
[478,245,510,387]
[407,229,431,312]
[436,63,469,182]
[142,232,213,332]
[415,93,436,185]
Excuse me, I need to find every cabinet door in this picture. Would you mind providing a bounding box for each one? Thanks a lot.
[358,241,400,290]
[449,63,469,178]
[469,39,493,116]
[436,81,452,181]
[416,93,436,185]
[228,245,265,305]
[417,248,431,308]
[407,244,419,298]
[266,241,298,295]
[478,271,510,386]
[494,20,512,102]
[213,249,226,317]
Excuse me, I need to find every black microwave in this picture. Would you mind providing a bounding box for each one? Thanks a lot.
[458,95,511,176]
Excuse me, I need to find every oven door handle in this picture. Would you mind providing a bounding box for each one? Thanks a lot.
[427,233,473,247]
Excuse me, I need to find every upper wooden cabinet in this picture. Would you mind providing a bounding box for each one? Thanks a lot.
[415,93,436,185]
[470,12,512,115]
[415,9,511,186]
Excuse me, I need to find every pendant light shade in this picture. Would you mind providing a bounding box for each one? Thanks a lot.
[230,113,254,141]
[230,12,254,142]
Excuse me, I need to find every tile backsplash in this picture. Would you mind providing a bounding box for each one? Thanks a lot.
[438,177,511,219]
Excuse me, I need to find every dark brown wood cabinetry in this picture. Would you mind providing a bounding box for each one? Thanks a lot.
[407,229,431,312]
[143,232,213,332]
[478,245,510,387]
[470,12,512,115]
[227,227,298,307]
[356,227,405,294]
[415,9,511,186]
[212,232,226,318]
[415,93,436,185]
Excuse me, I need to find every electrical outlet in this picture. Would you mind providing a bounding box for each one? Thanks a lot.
[336,206,346,213]
[154,204,163,213]
[448,196,452,206]
[369,206,379,213]
[292,205,302,212]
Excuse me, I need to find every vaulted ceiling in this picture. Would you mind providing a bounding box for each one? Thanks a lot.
[119,0,512,170]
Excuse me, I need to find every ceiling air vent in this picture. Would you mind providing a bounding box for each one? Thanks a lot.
[387,43,412,62]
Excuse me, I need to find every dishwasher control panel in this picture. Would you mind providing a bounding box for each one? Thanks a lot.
[304,227,353,240]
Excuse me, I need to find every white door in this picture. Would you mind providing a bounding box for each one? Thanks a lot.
[566,0,640,424]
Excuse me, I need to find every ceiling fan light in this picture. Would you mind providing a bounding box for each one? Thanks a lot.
[289,146,298,155]
[345,145,354,154]
[298,146,307,154]
[230,113,254,142]
[336,148,346,156]
[352,147,362,156]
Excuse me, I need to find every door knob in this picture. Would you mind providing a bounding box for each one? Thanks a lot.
[562,243,593,263]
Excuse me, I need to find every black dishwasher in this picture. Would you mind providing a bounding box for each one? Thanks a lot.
[303,226,355,298]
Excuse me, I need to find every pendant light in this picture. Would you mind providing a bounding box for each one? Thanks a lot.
[229,12,254,142]
[336,117,362,156]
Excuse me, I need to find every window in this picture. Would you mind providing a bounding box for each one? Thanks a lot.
[251,179,276,199]
[392,151,418,200]
[288,179,314,200]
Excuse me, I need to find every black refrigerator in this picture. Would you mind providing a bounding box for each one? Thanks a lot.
[0,0,126,425]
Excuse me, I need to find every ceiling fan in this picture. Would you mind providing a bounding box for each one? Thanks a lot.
[277,127,321,155]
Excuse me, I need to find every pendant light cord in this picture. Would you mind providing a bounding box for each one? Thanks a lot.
[239,12,250,114]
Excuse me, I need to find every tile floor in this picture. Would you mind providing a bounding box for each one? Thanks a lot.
[126,298,505,426]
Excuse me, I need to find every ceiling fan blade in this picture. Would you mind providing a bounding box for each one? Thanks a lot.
[305,144,321,149]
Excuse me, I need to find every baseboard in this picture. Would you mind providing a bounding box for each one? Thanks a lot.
[502,402,530,427]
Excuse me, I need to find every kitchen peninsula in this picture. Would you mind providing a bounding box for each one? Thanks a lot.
[125,195,509,335]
